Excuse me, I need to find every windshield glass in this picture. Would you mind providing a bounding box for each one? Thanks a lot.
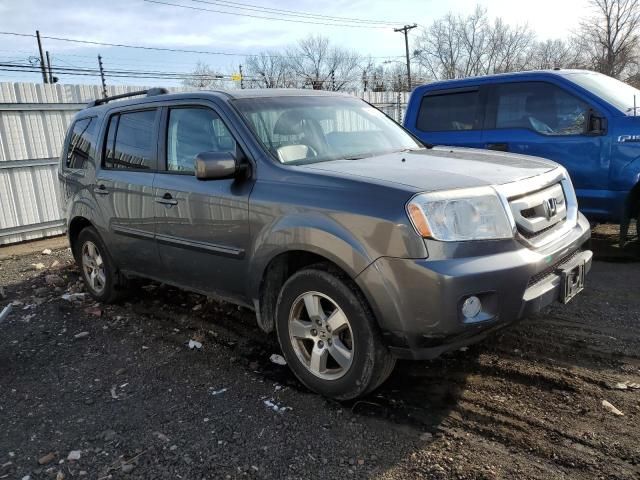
[567,71,640,113]
[233,95,422,165]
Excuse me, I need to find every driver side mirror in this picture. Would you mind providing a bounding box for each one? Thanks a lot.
[585,110,607,136]
[195,151,238,180]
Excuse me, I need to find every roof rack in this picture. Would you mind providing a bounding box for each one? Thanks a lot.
[86,87,169,108]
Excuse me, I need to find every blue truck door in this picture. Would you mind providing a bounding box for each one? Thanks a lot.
[482,81,606,196]
[408,86,485,148]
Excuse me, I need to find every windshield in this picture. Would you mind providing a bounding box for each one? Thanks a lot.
[233,95,422,165]
[567,71,640,113]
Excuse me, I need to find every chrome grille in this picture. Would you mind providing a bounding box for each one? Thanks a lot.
[509,183,567,240]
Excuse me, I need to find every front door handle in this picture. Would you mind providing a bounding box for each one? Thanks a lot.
[486,142,509,152]
[155,192,178,206]
[94,184,110,195]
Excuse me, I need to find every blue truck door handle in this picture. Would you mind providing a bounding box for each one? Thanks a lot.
[486,143,509,152]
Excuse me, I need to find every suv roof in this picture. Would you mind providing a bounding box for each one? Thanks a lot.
[81,87,349,114]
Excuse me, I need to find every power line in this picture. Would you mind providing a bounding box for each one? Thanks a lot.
[0,31,404,59]
[0,63,385,83]
[144,0,391,28]
[189,0,404,25]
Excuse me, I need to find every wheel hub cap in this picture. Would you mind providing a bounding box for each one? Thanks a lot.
[82,240,106,294]
[288,291,354,381]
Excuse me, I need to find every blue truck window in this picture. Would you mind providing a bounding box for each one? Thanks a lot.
[492,82,589,136]
[417,90,479,132]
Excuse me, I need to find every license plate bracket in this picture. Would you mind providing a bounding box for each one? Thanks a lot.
[558,261,585,304]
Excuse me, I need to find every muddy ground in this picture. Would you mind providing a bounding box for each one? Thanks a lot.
[0,227,639,480]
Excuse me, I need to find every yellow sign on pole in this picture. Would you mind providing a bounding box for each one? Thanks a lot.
[231,73,242,81]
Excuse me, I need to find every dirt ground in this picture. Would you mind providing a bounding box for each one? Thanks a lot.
[0,227,639,480]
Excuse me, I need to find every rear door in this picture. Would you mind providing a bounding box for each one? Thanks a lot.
[94,107,162,276]
[482,81,606,191]
[153,102,254,300]
[409,87,485,148]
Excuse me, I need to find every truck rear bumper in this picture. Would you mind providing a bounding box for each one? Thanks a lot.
[356,213,592,360]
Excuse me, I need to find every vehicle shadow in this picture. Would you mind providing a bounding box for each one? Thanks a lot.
[591,221,640,262]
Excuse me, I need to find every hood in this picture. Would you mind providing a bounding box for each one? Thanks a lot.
[299,146,558,193]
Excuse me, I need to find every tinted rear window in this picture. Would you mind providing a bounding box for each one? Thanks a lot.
[416,90,480,132]
[65,117,96,169]
[104,109,158,170]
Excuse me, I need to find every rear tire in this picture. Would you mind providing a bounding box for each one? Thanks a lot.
[75,227,125,303]
[275,267,395,400]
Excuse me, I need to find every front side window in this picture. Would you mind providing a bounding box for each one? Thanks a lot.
[66,117,96,169]
[493,82,589,136]
[104,109,158,170]
[234,96,421,165]
[416,90,480,132]
[166,107,236,173]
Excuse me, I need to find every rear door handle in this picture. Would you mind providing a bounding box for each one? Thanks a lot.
[155,192,178,206]
[486,143,509,152]
[94,184,110,195]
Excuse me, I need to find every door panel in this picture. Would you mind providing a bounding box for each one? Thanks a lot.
[483,82,606,191]
[93,108,162,276]
[94,171,161,275]
[154,105,253,299]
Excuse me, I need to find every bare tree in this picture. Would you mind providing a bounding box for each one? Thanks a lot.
[288,35,362,91]
[529,39,581,70]
[574,0,640,78]
[414,6,536,80]
[415,13,462,80]
[182,61,223,89]
[244,52,295,88]
[483,18,535,74]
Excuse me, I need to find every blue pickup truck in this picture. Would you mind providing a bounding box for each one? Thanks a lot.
[404,70,640,243]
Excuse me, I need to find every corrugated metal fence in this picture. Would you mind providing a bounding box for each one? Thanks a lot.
[0,82,409,245]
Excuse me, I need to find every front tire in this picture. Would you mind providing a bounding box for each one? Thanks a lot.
[75,227,124,303]
[275,267,395,400]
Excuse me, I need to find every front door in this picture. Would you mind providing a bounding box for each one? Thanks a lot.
[482,81,606,194]
[153,104,253,300]
[94,108,162,277]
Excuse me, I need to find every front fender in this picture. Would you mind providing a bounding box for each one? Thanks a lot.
[613,155,640,192]
[247,212,374,301]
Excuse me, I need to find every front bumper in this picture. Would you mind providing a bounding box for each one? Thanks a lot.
[356,213,592,360]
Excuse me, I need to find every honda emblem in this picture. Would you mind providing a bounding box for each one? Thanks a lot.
[543,198,558,220]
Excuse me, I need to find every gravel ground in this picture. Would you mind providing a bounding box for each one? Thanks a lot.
[0,230,639,480]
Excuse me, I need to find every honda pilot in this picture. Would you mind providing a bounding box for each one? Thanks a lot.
[58,88,592,399]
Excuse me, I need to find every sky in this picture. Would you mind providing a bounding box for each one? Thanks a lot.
[0,0,589,87]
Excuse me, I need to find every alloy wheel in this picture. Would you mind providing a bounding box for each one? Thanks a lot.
[82,240,106,294]
[288,291,354,380]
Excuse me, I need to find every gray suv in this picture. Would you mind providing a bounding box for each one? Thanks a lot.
[59,88,592,399]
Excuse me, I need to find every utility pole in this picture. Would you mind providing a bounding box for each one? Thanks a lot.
[45,51,53,83]
[98,55,107,98]
[394,24,417,91]
[35,30,48,84]
[239,64,244,89]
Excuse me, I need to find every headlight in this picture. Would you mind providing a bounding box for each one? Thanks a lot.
[407,187,514,241]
